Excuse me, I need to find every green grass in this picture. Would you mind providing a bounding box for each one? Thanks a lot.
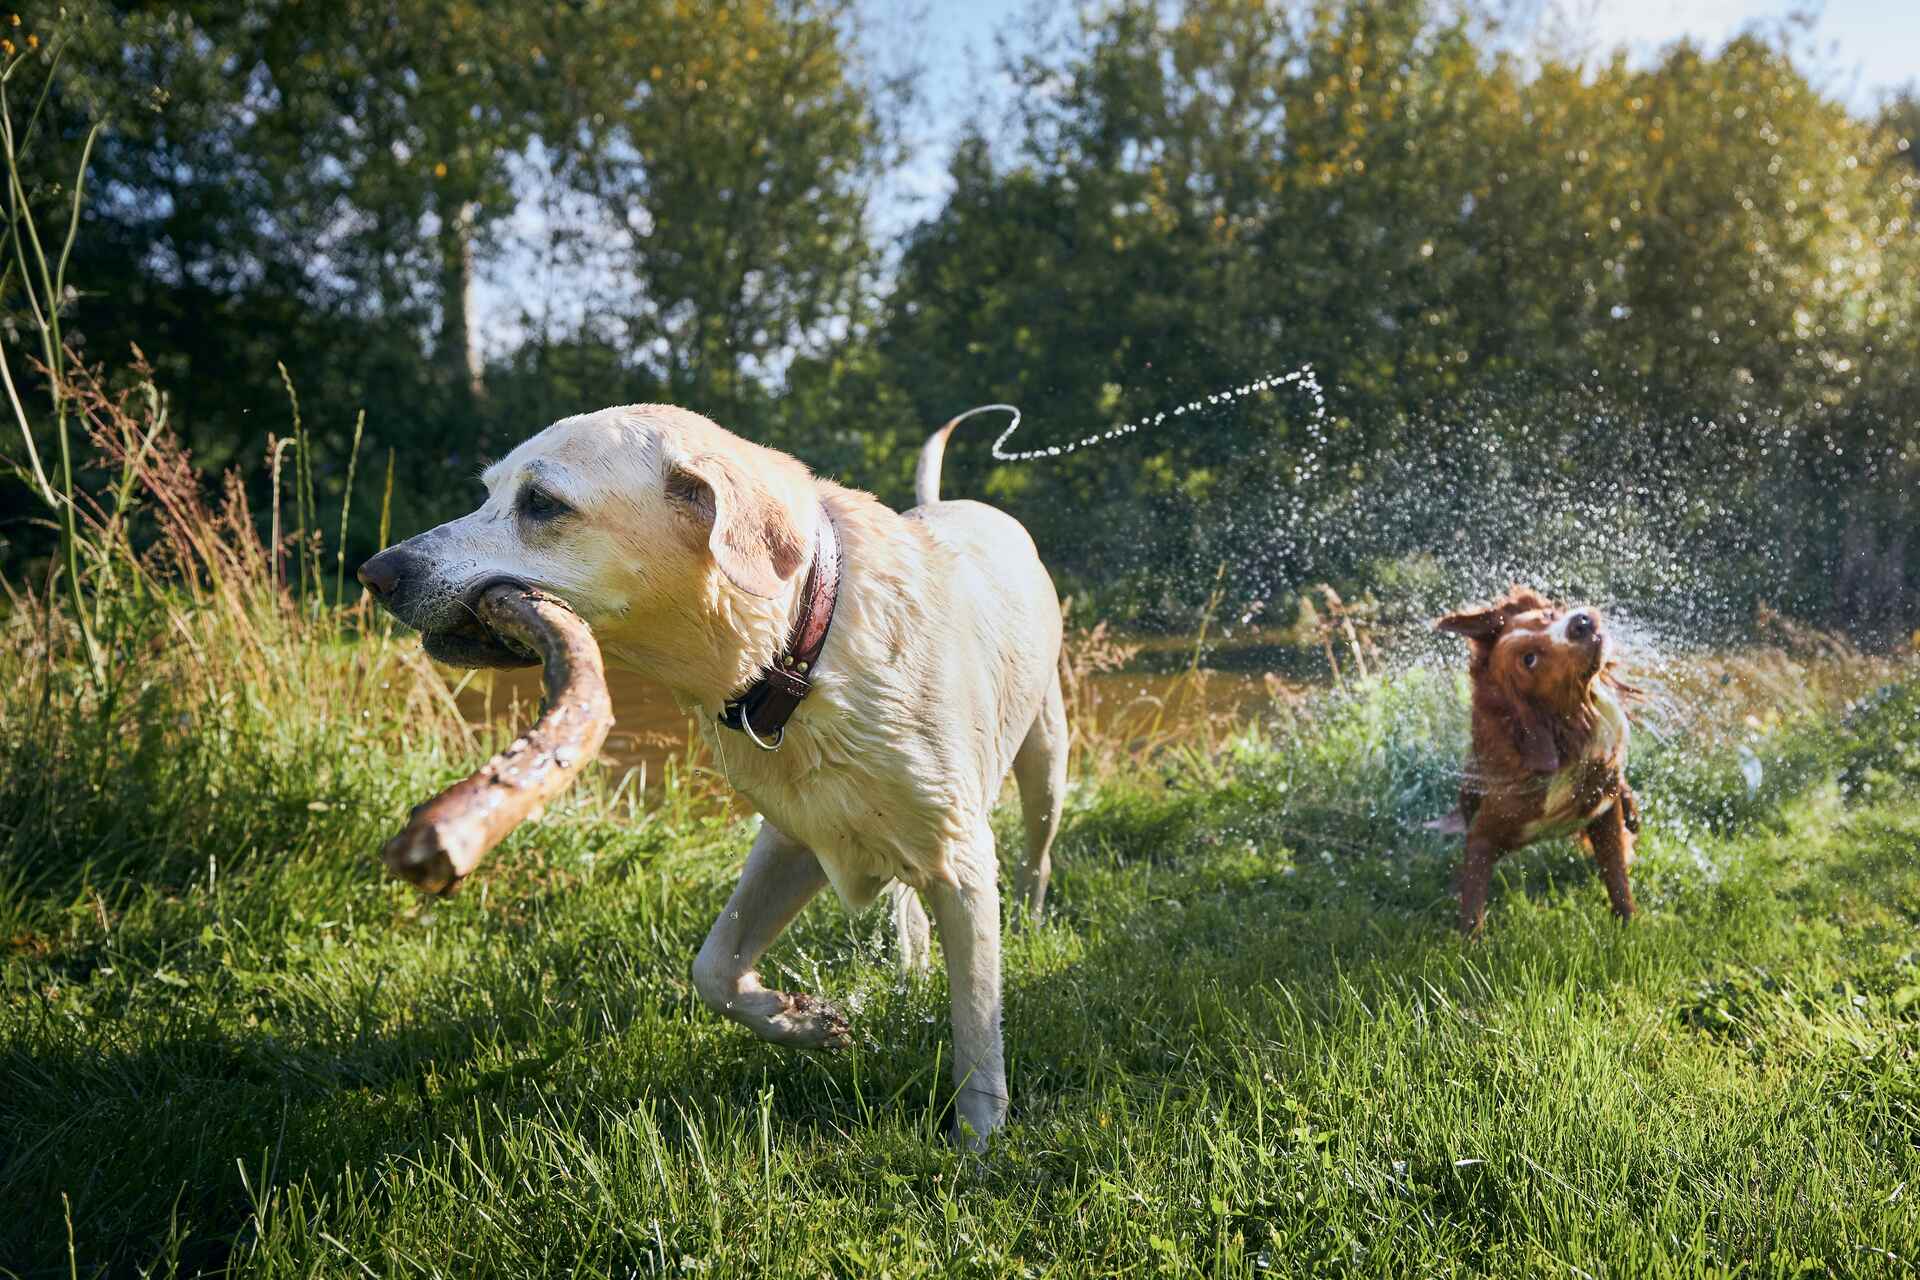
[4,652,1918,1278]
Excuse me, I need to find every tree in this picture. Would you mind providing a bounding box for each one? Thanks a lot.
[544,0,898,430]
[14,0,550,483]
[257,0,557,411]
[7,0,897,558]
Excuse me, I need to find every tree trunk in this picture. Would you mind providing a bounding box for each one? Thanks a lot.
[438,198,486,406]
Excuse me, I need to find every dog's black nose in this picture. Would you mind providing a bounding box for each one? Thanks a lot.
[357,548,406,599]
[1567,612,1597,641]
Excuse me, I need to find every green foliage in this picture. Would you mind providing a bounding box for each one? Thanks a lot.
[1837,678,1920,803]
[1,0,897,571]
[5,0,1916,632]
[551,0,893,421]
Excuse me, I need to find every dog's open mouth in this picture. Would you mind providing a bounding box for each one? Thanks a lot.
[419,579,543,669]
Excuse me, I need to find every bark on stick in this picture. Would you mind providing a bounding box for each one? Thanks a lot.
[383,586,613,895]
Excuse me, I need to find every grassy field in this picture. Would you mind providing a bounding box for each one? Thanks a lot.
[5,589,1919,1276]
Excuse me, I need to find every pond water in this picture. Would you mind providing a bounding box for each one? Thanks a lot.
[456,642,1285,785]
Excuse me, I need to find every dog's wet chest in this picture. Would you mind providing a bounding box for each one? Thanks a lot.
[759,774,956,905]
[701,721,960,907]
[1523,762,1619,842]
[1520,695,1631,843]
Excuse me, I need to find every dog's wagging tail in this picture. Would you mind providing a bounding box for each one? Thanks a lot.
[916,404,1015,506]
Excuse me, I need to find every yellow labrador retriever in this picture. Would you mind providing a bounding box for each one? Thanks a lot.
[357,405,1067,1145]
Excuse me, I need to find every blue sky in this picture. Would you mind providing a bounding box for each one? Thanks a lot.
[1567,0,1917,106]
[909,0,1917,117]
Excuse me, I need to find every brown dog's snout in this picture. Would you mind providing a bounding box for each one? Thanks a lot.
[1567,611,1598,642]
[357,547,410,600]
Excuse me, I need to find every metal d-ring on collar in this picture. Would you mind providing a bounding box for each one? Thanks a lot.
[716,502,842,752]
[735,714,784,752]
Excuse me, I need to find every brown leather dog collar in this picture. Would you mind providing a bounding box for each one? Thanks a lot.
[717,503,842,748]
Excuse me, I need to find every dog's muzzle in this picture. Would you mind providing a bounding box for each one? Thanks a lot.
[357,549,540,670]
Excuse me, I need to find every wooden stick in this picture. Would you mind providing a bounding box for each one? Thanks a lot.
[382,585,614,895]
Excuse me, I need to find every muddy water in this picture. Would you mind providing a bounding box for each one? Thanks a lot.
[458,657,1280,784]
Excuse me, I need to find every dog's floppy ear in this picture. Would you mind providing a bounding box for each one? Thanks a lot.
[1436,600,1510,671]
[1436,585,1553,642]
[1436,586,1556,668]
[1505,697,1562,774]
[666,453,811,598]
[1436,603,1508,643]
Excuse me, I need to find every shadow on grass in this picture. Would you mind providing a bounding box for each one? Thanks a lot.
[6,773,1915,1276]
[1,848,949,1275]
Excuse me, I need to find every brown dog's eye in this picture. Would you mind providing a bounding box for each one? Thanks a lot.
[1523,651,1539,669]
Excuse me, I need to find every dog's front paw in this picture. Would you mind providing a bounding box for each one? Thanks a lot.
[774,992,852,1050]
[948,1089,1007,1152]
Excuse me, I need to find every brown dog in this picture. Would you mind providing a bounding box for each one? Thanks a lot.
[1434,587,1640,933]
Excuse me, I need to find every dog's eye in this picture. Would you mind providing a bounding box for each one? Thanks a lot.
[1522,652,1539,669]
[518,486,572,523]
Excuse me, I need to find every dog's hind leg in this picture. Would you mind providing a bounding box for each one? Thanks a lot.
[1011,671,1069,924]
[889,881,932,977]
[692,822,851,1049]
[926,823,1009,1148]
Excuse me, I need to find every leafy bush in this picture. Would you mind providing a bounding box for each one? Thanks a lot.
[1838,679,1920,804]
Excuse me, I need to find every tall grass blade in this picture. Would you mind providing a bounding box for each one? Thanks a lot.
[0,70,104,681]
[336,408,366,607]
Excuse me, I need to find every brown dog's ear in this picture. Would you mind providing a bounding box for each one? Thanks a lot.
[1437,587,1558,676]
[1436,603,1508,642]
[1436,602,1509,675]
[1436,585,1554,642]
[666,454,811,598]
[1506,698,1562,773]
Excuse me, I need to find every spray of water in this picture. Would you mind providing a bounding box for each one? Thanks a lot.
[972,373,1911,876]
[965,365,1329,463]
[957,368,1905,701]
